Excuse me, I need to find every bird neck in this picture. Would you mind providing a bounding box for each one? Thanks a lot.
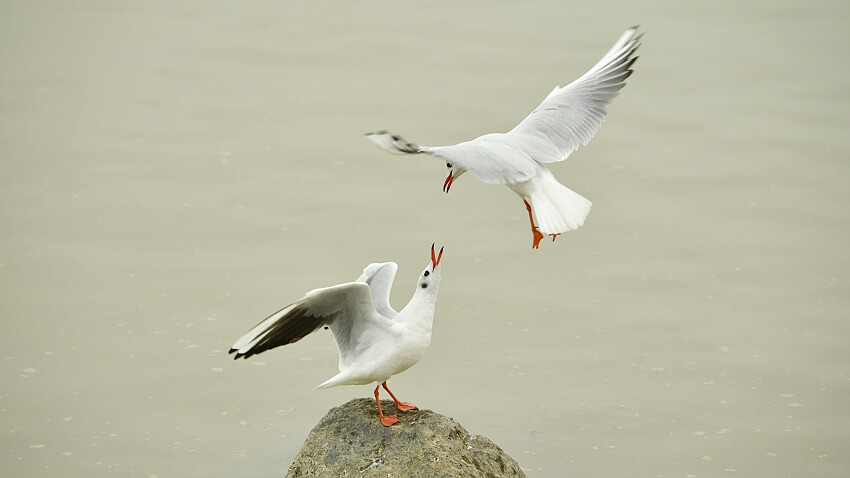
[397,284,439,332]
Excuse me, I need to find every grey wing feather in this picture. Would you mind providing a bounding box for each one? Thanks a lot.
[507,27,641,163]
[365,131,422,154]
[228,300,321,359]
[229,282,392,363]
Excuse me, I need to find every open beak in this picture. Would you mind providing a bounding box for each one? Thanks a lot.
[430,243,444,268]
[442,171,454,193]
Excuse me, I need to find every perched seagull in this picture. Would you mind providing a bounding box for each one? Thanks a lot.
[366,27,641,248]
[230,244,444,427]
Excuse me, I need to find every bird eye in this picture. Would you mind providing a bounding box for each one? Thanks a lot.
[424,271,430,277]
[446,163,452,168]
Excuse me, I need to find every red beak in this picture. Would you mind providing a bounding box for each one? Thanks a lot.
[430,243,444,268]
[442,172,454,193]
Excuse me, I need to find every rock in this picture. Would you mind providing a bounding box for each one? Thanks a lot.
[286,398,527,477]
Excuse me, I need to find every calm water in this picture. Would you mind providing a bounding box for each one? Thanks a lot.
[2,2,848,477]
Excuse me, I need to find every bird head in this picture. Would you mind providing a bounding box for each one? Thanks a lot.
[443,162,467,193]
[418,243,443,292]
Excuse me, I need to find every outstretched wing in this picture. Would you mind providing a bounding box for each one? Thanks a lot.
[507,27,641,163]
[229,282,394,366]
[356,262,399,319]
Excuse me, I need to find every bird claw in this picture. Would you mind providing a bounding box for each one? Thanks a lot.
[551,233,560,242]
[380,414,399,427]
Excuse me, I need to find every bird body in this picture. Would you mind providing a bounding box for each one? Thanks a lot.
[367,27,641,248]
[230,245,444,426]
[314,280,437,389]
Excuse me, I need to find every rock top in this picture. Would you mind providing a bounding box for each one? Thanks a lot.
[286,398,526,477]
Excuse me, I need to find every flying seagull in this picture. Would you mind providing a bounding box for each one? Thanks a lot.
[366,27,641,248]
[230,244,444,427]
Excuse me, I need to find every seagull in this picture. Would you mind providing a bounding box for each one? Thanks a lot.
[366,27,641,248]
[230,244,444,427]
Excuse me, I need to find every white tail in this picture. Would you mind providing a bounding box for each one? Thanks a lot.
[513,169,592,235]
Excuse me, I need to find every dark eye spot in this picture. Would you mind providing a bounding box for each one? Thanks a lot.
[423,270,430,277]
[323,326,329,330]
[421,283,428,289]
[446,163,452,168]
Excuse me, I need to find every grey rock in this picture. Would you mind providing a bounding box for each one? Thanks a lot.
[286,398,527,477]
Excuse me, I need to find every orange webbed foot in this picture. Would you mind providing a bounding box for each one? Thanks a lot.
[396,402,418,413]
[551,233,560,242]
[531,229,544,249]
[380,414,399,427]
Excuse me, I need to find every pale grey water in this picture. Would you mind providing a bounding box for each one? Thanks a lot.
[2,1,848,477]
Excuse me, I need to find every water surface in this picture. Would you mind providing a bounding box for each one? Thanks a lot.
[2,1,848,477]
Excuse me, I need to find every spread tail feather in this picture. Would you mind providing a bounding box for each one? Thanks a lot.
[313,377,342,390]
[525,172,592,235]
[314,368,376,389]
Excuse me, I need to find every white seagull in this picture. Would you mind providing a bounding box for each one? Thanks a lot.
[230,244,444,427]
[366,27,641,248]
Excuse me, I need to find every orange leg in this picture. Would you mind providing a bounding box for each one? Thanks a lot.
[524,200,544,249]
[374,384,399,426]
[382,381,418,412]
